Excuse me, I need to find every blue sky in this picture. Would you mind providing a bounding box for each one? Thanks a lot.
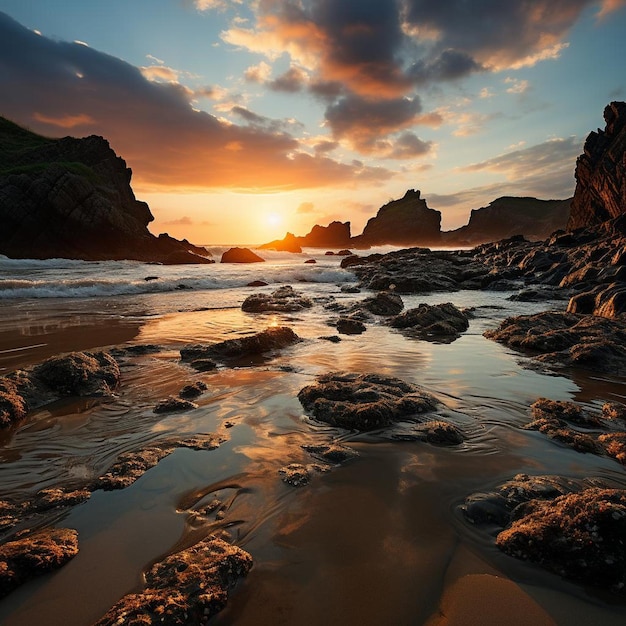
[1,0,625,243]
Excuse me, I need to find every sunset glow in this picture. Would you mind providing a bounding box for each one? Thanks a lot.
[0,0,625,243]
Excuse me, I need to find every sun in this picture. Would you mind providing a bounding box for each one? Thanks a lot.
[266,213,282,226]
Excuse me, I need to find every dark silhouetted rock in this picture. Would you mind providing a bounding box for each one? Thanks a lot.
[0,117,213,263]
[298,372,437,431]
[390,303,469,339]
[319,335,341,343]
[220,247,265,263]
[353,190,441,247]
[94,536,252,625]
[301,221,352,248]
[181,327,300,365]
[568,102,626,230]
[444,197,571,246]
[242,285,312,312]
[258,232,302,253]
[360,291,404,316]
[304,259,316,263]
[154,396,198,414]
[336,317,366,335]
[247,280,269,287]
[179,381,208,399]
[0,528,79,598]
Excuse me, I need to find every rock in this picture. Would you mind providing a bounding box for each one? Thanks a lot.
[319,335,341,343]
[278,463,329,487]
[96,446,175,490]
[568,282,626,318]
[325,251,335,256]
[180,327,300,364]
[0,378,27,428]
[0,351,120,429]
[340,284,360,293]
[31,351,120,397]
[300,221,352,248]
[485,311,626,374]
[360,291,404,316]
[0,528,79,598]
[258,232,302,253]
[241,285,312,312]
[336,317,366,335]
[496,488,626,595]
[337,249,352,256]
[179,381,208,400]
[352,190,441,247]
[246,280,268,287]
[30,488,91,512]
[298,372,437,431]
[187,359,218,373]
[599,433,626,464]
[603,402,626,422]
[395,420,464,446]
[304,259,316,264]
[0,117,212,263]
[154,396,198,414]
[220,247,265,263]
[390,303,469,339]
[568,102,626,230]
[301,443,358,463]
[94,536,252,626]
[443,197,571,246]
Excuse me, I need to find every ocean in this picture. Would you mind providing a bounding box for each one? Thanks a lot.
[1,247,625,625]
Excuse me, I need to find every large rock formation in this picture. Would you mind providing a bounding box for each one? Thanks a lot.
[0,117,213,263]
[353,189,441,247]
[299,221,352,248]
[568,101,626,230]
[444,197,571,246]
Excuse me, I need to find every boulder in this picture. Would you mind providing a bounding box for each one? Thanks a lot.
[0,528,79,598]
[94,536,252,625]
[220,247,265,263]
[241,286,312,312]
[390,303,469,339]
[360,291,404,316]
[298,372,437,431]
[336,317,366,335]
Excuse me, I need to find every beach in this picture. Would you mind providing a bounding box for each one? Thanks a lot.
[1,247,625,625]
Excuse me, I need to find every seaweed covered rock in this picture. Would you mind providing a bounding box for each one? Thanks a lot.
[496,488,626,594]
[298,372,437,431]
[95,536,252,625]
[0,528,79,597]
[242,286,312,313]
[0,351,120,429]
[181,327,300,366]
[390,303,469,339]
[485,311,626,374]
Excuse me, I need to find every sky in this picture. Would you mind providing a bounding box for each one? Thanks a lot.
[1,1,625,244]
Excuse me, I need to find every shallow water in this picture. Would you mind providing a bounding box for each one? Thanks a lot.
[1,253,626,625]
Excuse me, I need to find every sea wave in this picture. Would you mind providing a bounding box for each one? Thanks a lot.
[0,262,355,299]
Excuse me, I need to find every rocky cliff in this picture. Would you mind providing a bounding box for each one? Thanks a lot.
[0,117,212,263]
[299,221,352,248]
[352,189,441,247]
[444,197,571,246]
[568,101,626,230]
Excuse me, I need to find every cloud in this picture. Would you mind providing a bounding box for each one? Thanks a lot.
[268,66,308,92]
[244,61,272,83]
[505,77,530,94]
[597,0,626,19]
[162,216,194,225]
[0,12,392,191]
[296,202,316,214]
[140,65,180,82]
[374,131,434,160]
[451,112,501,137]
[461,136,582,182]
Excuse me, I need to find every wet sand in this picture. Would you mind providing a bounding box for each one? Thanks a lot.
[1,290,626,625]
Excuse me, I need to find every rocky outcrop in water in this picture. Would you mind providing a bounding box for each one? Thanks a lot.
[568,101,626,230]
[390,303,470,340]
[242,286,313,312]
[220,247,265,263]
[0,351,120,429]
[353,189,441,247]
[300,221,352,248]
[298,372,438,431]
[0,528,79,597]
[95,535,253,626]
[258,232,302,253]
[0,117,213,263]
